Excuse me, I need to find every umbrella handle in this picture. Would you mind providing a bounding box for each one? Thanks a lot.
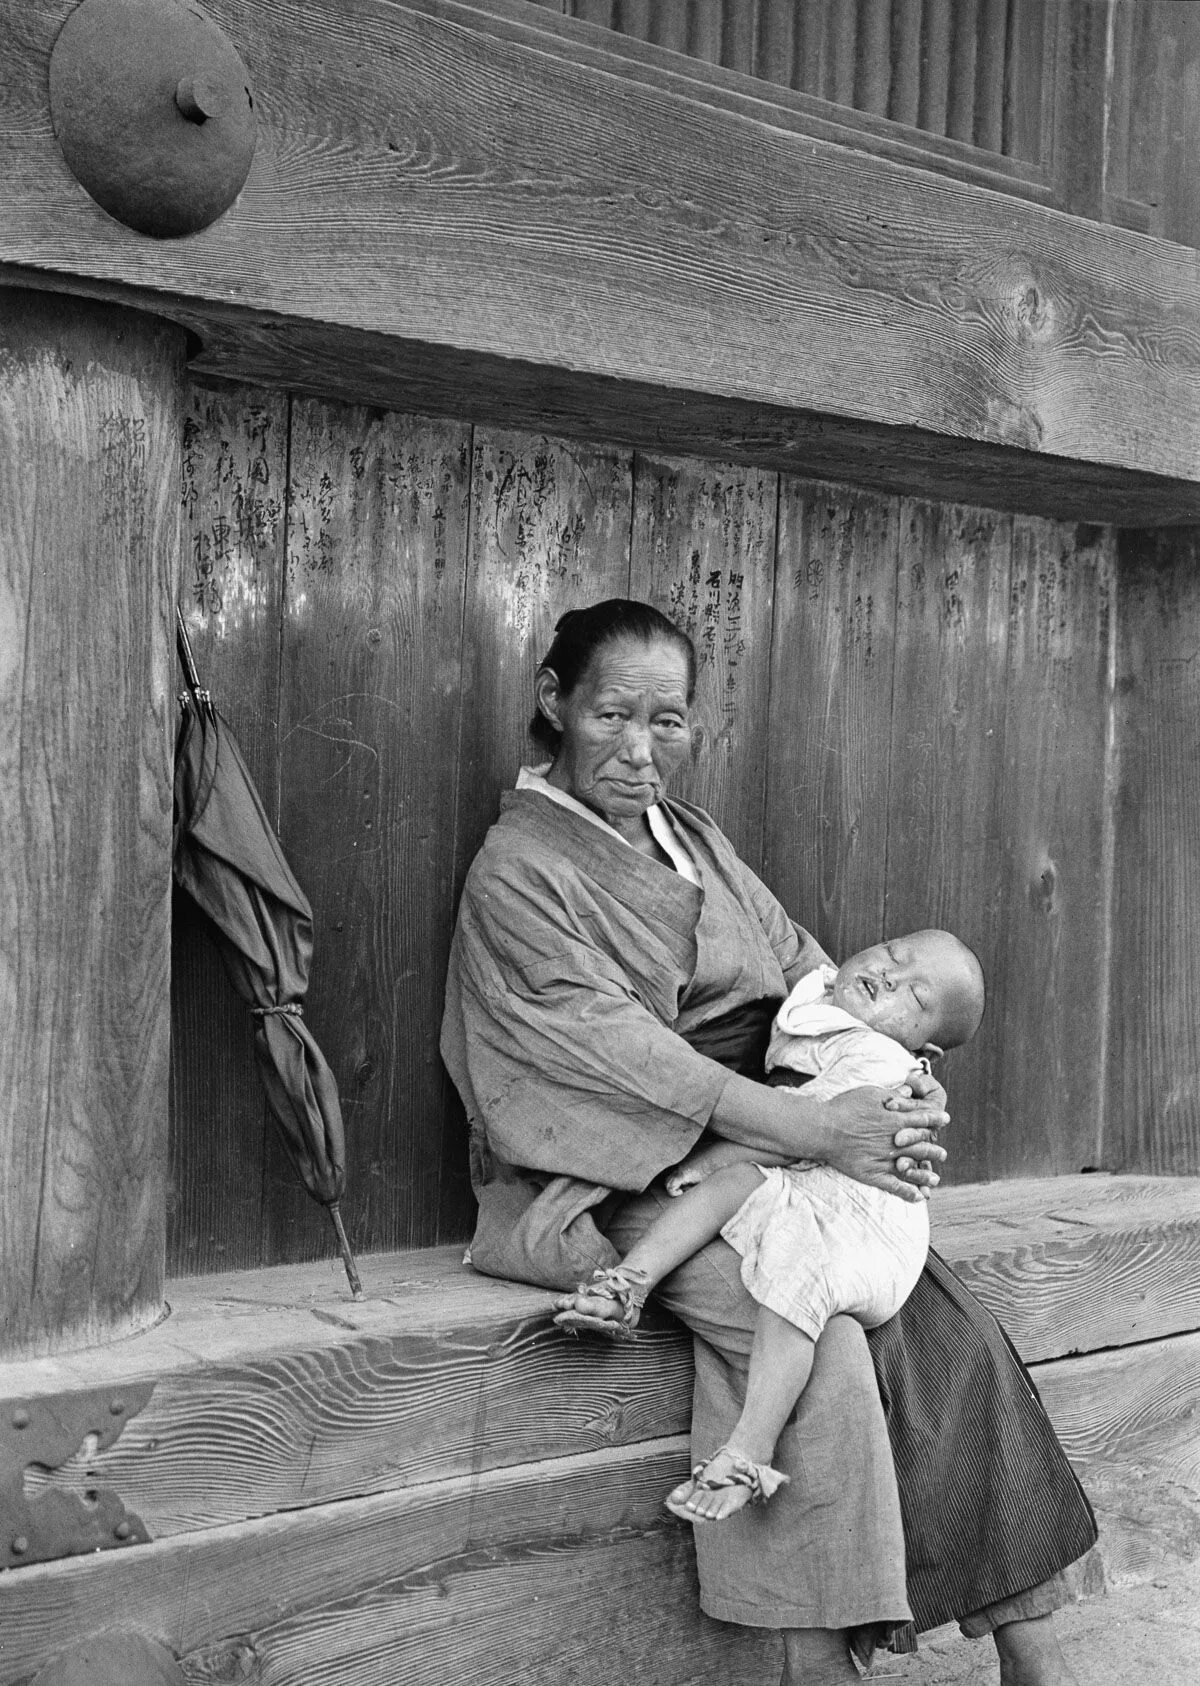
[326,1201,363,1301]
[176,607,215,720]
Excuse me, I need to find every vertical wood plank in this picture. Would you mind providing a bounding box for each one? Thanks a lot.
[1102,0,1135,202]
[0,293,183,1354]
[826,0,860,104]
[687,0,724,65]
[755,0,798,88]
[1147,1,1200,248]
[1005,0,1049,162]
[567,0,617,28]
[884,502,1012,1181]
[613,0,652,42]
[647,0,688,54]
[974,0,1008,150]
[1106,529,1200,1175]
[890,0,925,126]
[1051,0,1111,219]
[795,0,830,96]
[763,481,898,963]
[855,0,893,116]
[629,454,777,865]
[919,0,952,133]
[454,430,633,888]
[171,382,289,1276]
[996,518,1115,1177]
[947,0,979,143]
[277,401,473,1261]
[719,0,756,76]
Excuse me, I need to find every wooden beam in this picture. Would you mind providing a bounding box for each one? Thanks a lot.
[3,3,1200,521]
[930,1174,1200,1359]
[3,1332,1199,1683]
[0,1441,777,1686]
[1,1176,1197,1556]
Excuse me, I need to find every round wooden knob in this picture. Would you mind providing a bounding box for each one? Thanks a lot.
[49,0,256,239]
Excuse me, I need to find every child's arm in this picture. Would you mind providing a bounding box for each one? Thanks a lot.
[665,1137,790,1196]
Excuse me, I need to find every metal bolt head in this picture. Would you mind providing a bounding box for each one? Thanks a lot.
[49,0,257,239]
[10,1408,30,1430]
[109,1398,125,1416]
[114,1521,132,1540]
[11,1537,28,1555]
[176,73,229,123]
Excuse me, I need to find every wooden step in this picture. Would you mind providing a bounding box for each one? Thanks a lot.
[2,1173,1199,1684]
[0,1174,1197,1552]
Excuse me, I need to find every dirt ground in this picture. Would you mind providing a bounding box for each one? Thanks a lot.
[865,1560,1200,1683]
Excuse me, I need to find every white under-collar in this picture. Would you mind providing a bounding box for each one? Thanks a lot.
[516,765,700,884]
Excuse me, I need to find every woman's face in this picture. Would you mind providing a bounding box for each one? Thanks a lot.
[537,636,693,828]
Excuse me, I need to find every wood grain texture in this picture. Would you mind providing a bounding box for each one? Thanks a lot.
[884,501,1012,1179]
[932,1174,1200,1361]
[276,399,473,1259]
[1,1328,1196,1682]
[0,1175,1197,1564]
[1106,529,1200,1175]
[0,1441,777,1686]
[164,298,1200,528]
[0,291,184,1357]
[629,452,777,861]
[995,518,1115,1176]
[763,479,898,961]
[453,427,632,886]
[170,380,289,1276]
[4,1,1200,491]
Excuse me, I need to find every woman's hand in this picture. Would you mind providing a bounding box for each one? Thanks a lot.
[707,1070,948,1200]
[886,1066,948,1194]
[817,1084,948,1203]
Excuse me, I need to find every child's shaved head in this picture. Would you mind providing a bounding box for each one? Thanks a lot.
[832,929,985,1057]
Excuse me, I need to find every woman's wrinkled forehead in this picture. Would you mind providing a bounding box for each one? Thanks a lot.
[575,634,694,703]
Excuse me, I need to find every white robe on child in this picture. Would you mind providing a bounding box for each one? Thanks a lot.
[720,964,930,1341]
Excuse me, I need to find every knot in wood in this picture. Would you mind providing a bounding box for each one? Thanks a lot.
[1014,281,1052,339]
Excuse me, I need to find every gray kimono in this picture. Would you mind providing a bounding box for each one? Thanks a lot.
[441,786,826,1288]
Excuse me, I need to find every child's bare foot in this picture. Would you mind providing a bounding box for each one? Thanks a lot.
[664,1445,788,1523]
[551,1264,650,1340]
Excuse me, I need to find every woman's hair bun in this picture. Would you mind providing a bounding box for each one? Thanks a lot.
[527,598,696,750]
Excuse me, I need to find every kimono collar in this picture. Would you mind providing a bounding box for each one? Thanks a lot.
[497,786,704,947]
[515,765,699,884]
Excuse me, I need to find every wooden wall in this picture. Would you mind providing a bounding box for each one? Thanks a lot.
[170,378,1126,1274]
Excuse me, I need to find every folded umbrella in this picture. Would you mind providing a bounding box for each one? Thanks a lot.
[172,610,362,1298]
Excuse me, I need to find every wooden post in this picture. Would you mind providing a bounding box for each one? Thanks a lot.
[0,287,186,1358]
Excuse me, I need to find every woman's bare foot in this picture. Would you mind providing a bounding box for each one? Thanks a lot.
[665,1444,788,1523]
[994,1614,1080,1686]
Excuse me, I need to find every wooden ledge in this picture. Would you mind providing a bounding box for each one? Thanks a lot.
[3,1175,1199,1676]
[0,1173,1197,1558]
[3,2,1200,521]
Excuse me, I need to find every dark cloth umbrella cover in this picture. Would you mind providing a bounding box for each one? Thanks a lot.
[172,615,361,1297]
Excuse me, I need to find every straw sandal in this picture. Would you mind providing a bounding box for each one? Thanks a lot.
[665,1445,789,1523]
[551,1264,652,1341]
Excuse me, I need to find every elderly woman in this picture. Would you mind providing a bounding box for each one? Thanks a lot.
[442,599,1095,1686]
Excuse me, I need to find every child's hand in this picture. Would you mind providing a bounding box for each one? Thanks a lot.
[665,1156,710,1197]
[665,1139,758,1195]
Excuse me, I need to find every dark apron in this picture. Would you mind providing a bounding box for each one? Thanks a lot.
[681,1000,1097,1640]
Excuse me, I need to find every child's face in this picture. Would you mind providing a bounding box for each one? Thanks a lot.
[832,930,973,1052]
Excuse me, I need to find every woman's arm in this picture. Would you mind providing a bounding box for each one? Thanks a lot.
[708,1071,948,1203]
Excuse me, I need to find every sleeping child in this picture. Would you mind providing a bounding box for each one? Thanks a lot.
[551,927,986,1524]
